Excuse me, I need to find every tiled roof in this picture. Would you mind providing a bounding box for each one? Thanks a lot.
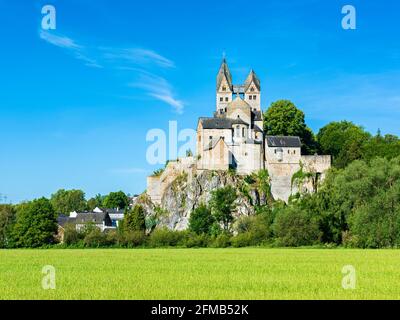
[75,212,109,224]
[266,136,301,148]
[200,117,234,129]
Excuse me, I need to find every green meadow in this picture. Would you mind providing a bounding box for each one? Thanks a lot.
[0,248,399,300]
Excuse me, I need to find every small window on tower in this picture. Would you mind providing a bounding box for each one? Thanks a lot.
[225,97,228,102]
[220,97,223,102]
[249,95,252,100]
[250,87,255,92]
[253,95,257,100]
[209,136,212,140]
[222,86,226,91]
[225,108,227,112]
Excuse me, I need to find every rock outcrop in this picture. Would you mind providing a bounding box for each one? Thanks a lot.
[137,170,270,231]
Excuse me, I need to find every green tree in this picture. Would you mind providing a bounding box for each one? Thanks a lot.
[263,100,317,154]
[362,132,400,163]
[87,194,105,211]
[12,198,57,247]
[63,223,82,245]
[210,186,237,231]
[121,205,146,233]
[349,182,400,248]
[50,189,87,215]
[273,205,321,247]
[103,191,129,209]
[317,121,370,168]
[0,205,16,248]
[189,204,215,235]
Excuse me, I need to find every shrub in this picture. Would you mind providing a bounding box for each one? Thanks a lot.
[83,228,108,247]
[273,206,321,247]
[148,227,185,247]
[122,230,147,247]
[211,233,231,248]
[184,232,210,248]
[63,223,82,245]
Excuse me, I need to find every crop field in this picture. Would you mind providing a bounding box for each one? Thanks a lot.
[0,248,399,300]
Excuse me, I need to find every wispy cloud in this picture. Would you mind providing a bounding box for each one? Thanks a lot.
[129,73,184,114]
[39,30,81,49]
[38,30,184,112]
[102,48,175,68]
[40,30,102,68]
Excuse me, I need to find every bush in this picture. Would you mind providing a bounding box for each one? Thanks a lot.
[83,228,108,247]
[148,227,186,247]
[232,210,274,247]
[273,206,321,247]
[211,233,231,248]
[63,223,82,245]
[184,232,210,248]
[231,232,255,247]
[122,230,147,247]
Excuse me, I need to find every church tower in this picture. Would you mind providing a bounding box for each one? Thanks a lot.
[216,58,233,114]
[243,70,261,112]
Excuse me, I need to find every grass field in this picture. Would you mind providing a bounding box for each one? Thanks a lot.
[0,248,399,299]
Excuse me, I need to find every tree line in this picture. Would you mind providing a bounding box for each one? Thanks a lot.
[1,99,399,248]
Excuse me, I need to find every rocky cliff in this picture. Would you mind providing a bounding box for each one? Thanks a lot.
[136,170,273,231]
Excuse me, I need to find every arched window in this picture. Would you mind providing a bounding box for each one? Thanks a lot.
[250,87,255,92]
[222,86,226,91]
[236,125,240,137]
[242,127,245,137]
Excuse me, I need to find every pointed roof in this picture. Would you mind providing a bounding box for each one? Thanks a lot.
[216,58,233,91]
[229,96,251,109]
[244,69,261,91]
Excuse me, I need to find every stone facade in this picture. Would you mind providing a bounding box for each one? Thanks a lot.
[147,59,331,204]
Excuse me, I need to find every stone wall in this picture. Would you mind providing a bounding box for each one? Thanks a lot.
[147,157,196,205]
[301,155,331,173]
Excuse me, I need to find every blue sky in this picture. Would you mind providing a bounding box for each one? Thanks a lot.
[0,0,399,203]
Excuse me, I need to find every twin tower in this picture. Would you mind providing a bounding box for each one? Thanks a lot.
[216,58,261,113]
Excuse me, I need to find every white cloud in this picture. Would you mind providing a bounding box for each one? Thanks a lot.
[39,30,183,112]
[39,30,102,68]
[103,48,175,68]
[40,30,81,49]
[129,73,184,114]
